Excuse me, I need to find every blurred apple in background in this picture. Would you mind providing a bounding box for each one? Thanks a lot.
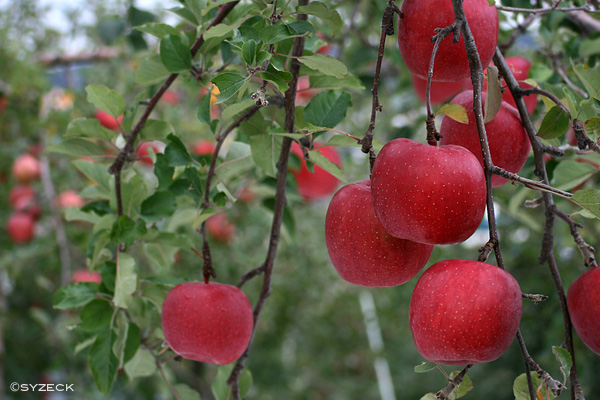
[206,213,235,244]
[136,141,164,166]
[56,190,85,209]
[12,154,41,183]
[72,269,102,284]
[7,212,36,244]
[162,90,180,105]
[192,139,216,156]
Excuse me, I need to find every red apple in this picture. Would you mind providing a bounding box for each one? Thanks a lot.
[439,90,531,187]
[192,139,216,156]
[290,142,342,200]
[0,95,7,113]
[72,269,102,284]
[371,138,486,245]
[94,109,123,130]
[136,142,163,166]
[12,154,41,183]
[398,0,498,82]
[7,212,35,244]
[411,74,465,105]
[295,76,318,105]
[237,186,255,203]
[161,281,254,365]
[325,180,433,287]
[9,184,35,210]
[162,90,180,105]
[56,190,85,209]
[206,213,235,244]
[410,259,522,364]
[568,267,600,355]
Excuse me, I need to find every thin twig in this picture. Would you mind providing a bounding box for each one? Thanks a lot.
[496,4,599,14]
[553,208,597,268]
[490,166,573,199]
[436,364,472,400]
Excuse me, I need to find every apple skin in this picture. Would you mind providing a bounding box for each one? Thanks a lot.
[192,139,216,156]
[136,142,163,166]
[56,190,85,209]
[9,184,35,210]
[161,281,254,365]
[206,213,235,244]
[290,142,342,200]
[325,180,434,287]
[567,266,600,355]
[439,90,531,187]
[410,259,522,364]
[398,0,498,82]
[463,56,537,114]
[411,75,465,105]
[371,138,486,245]
[7,212,36,244]
[295,76,318,105]
[95,109,123,130]
[12,154,41,183]
[72,269,102,284]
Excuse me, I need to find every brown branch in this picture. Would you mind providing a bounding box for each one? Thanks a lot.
[490,166,573,199]
[522,293,549,304]
[237,264,266,288]
[494,47,584,400]
[554,208,597,269]
[226,1,309,397]
[573,119,600,155]
[496,4,599,14]
[358,0,400,172]
[107,1,240,215]
[436,364,472,400]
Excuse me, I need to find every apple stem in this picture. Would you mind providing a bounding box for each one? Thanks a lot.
[553,208,597,269]
[435,364,472,400]
[358,0,400,173]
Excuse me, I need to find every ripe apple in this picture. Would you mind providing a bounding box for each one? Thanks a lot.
[192,139,216,156]
[464,56,538,114]
[410,259,522,364]
[206,213,235,244]
[295,76,318,105]
[568,266,600,355]
[136,141,163,166]
[439,90,531,187]
[290,142,342,200]
[411,74,465,105]
[9,184,35,210]
[7,212,35,244]
[162,90,180,105]
[94,109,123,130]
[12,154,41,183]
[72,269,102,284]
[398,0,498,82]
[325,180,433,287]
[56,190,85,209]
[161,281,254,365]
[371,138,486,245]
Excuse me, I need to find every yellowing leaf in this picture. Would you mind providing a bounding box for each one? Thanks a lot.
[436,103,468,124]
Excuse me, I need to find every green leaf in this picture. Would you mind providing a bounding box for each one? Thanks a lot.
[513,373,556,400]
[288,20,315,35]
[110,216,147,248]
[307,148,347,183]
[140,119,174,141]
[118,175,149,216]
[113,253,137,309]
[184,0,207,20]
[136,55,171,85]
[580,37,600,57]
[89,328,119,395]
[174,384,202,400]
[65,118,115,140]
[551,160,597,191]
[88,230,113,270]
[297,1,343,36]
[192,208,217,229]
[259,25,292,44]
[167,6,198,25]
[414,361,437,373]
[113,314,139,368]
[212,72,249,104]
[65,208,102,224]
[552,346,573,384]
[54,283,99,310]
[124,349,157,379]
[204,19,245,40]
[165,133,193,166]
[529,63,554,83]
[135,22,180,38]
[305,90,352,128]
[242,39,257,66]
[80,300,113,331]
[184,166,205,199]
[573,63,600,99]
[326,135,360,147]
[72,160,112,192]
[86,84,126,117]
[448,371,473,399]
[484,65,502,123]
[420,394,437,400]
[298,54,347,79]
[250,133,282,177]
[260,64,291,93]
[141,190,177,218]
[310,73,364,89]
[571,189,600,219]
[160,34,191,73]
[154,154,175,190]
[437,103,468,124]
[215,142,254,182]
[538,106,570,139]
[197,92,211,124]
[219,99,256,131]
[212,365,252,400]
[45,138,106,157]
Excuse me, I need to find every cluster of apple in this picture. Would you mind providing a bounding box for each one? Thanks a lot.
[7,153,42,244]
